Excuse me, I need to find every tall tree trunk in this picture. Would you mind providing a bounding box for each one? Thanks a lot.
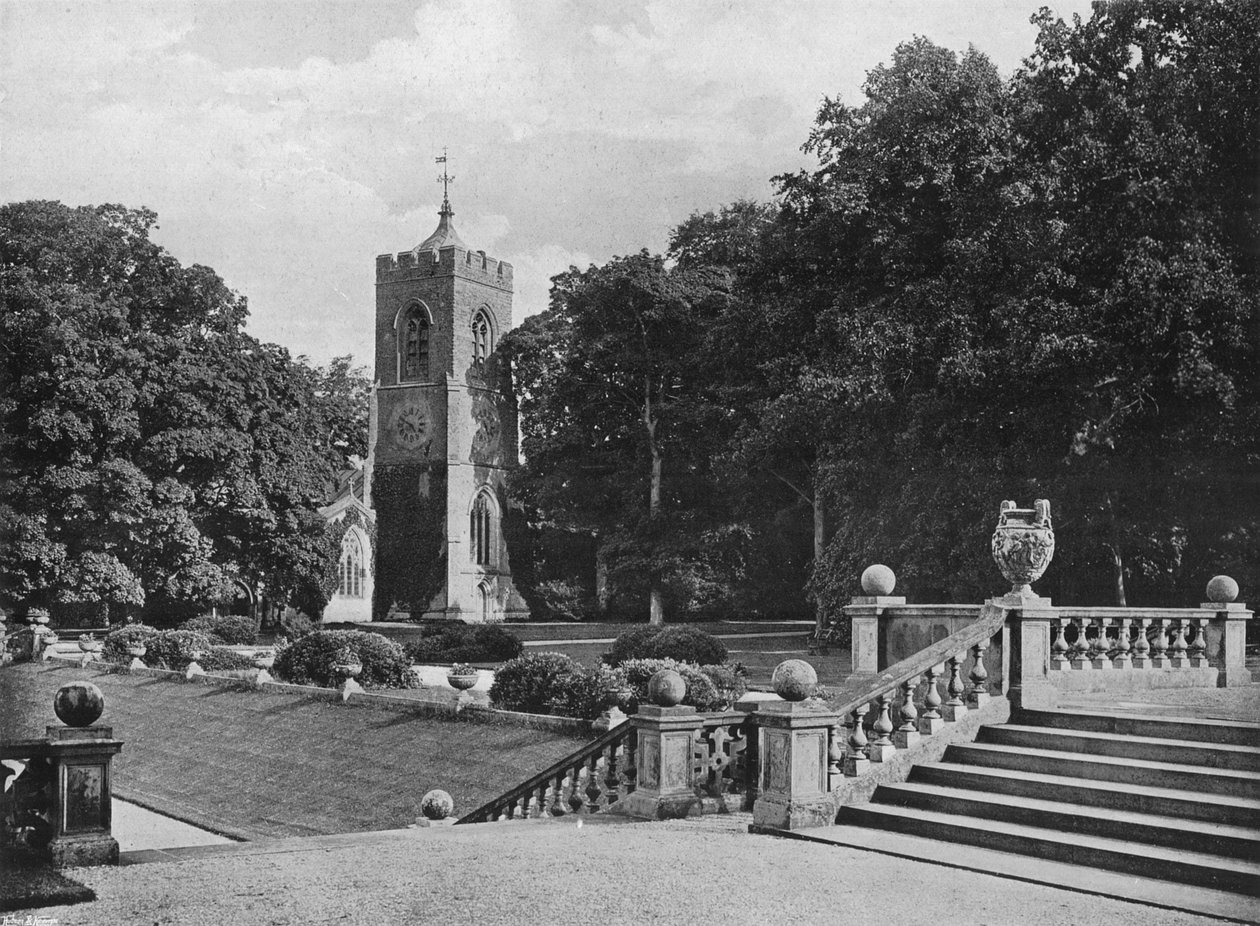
[644,397,664,625]
[813,493,826,634]
[1106,493,1128,607]
[648,442,664,625]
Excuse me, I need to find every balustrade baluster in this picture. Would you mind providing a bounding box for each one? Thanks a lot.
[1112,618,1133,669]
[568,764,586,813]
[869,691,896,762]
[1132,618,1152,669]
[529,784,545,819]
[894,676,921,749]
[549,774,567,816]
[1151,619,1171,668]
[1071,618,1092,670]
[1190,618,1210,668]
[604,745,621,805]
[1051,620,1070,669]
[828,720,845,790]
[623,737,638,794]
[942,655,968,722]
[1169,620,1191,668]
[844,703,871,776]
[585,755,603,810]
[919,663,945,735]
[968,641,990,707]
[1091,616,1113,670]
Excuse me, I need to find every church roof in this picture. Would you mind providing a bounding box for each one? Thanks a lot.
[415,196,467,253]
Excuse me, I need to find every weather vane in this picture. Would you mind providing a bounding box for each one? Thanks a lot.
[436,148,454,208]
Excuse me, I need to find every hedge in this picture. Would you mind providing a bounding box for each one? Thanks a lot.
[181,615,257,645]
[271,630,417,689]
[404,625,523,664]
[602,625,728,667]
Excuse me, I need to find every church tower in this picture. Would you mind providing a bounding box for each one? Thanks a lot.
[366,176,528,622]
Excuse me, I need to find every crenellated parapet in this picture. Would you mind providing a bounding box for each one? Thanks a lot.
[376,246,513,290]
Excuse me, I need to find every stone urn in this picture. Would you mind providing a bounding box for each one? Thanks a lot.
[127,643,147,659]
[333,660,363,680]
[446,668,479,691]
[991,499,1055,598]
[77,635,102,654]
[252,650,276,670]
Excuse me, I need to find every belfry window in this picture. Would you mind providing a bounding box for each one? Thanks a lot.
[338,530,366,598]
[400,309,430,382]
[472,311,491,366]
[470,492,494,566]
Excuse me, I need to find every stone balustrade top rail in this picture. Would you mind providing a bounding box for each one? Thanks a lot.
[831,604,1006,718]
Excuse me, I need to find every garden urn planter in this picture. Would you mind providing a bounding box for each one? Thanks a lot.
[333,662,363,679]
[252,650,276,670]
[127,643,147,658]
[991,499,1055,598]
[446,672,479,691]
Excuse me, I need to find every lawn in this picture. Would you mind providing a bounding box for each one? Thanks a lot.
[1,663,591,840]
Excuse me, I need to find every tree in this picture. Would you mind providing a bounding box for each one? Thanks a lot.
[503,252,734,623]
[0,201,342,623]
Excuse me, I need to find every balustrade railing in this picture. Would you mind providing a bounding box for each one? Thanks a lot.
[1050,608,1212,673]
[455,721,637,824]
[829,604,1007,779]
[692,711,756,807]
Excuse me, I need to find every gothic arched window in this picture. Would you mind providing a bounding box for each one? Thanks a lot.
[338,529,366,598]
[472,310,492,367]
[399,307,430,382]
[470,491,495,566]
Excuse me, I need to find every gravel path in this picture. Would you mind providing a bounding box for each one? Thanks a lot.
[41,818,1231,926]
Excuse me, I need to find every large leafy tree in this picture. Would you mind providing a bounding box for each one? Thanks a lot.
[504,252,734,623]
[0,201,344,624]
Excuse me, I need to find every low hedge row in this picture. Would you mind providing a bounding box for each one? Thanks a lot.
[489,652,746,719]
[602,626,728,667]
[180,615,257,645]
[403,625,523,664]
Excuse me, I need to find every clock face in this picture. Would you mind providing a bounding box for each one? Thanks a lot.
[394,403,429,450]
[471,398,501,462]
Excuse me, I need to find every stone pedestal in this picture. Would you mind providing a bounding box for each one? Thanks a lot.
[1208,602,1254,688]
[1004,600,1060,712]
[41,726,124,868]
[619,706,704,820]
[751,702,841,831]
[845,596,906,675]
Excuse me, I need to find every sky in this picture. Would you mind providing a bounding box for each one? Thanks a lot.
[2,0,1095,367]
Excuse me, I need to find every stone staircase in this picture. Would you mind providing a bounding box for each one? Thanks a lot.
[835,709,1260,897]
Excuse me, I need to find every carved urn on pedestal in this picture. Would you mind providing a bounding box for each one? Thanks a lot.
[991,499,1055,599]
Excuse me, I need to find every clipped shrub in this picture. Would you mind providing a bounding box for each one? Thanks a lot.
[698,663,747,707]
[278,611,316,640]
[144,629,214,670]
[181,614,257,645]
[547,665,624,720]
[271,630,417,689]
[488,652,585,714]
[404,624,524,664]
[602,625,727,667]
[196,646,259,673]
[616,658,724,712]
[101,624,159,663]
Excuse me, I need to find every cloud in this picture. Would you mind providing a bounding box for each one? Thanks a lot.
[1,0,1095,365]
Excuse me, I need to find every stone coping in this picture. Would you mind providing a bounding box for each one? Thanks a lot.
[45,656,593,735]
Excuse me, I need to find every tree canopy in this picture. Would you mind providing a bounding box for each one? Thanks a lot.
[0,201,363,624]
[508,1,1259,620]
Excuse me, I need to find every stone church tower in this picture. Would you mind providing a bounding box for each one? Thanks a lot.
[365,189,528,622]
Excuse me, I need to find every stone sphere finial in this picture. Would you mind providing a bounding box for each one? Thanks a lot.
[1206,575,1239,604]
[647,669,686,707]
[771,659,818,702]
[53,681,105,727]
[419,789,455,820]
[861,564,896,596]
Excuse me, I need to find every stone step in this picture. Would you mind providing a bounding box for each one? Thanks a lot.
[871,781,1260,860]
[945,741,1260,799]
[910,761,1260,828]
[1015,708,1260,748]
[977,724,1260,772]
[837,803,1260,895]
[782,822,1260,922]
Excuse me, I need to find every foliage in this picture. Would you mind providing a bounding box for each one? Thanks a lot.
[195,646,258,672]
[371,464,446,619]
[447,663,476,676]
[526,579,592,622]
[404,624,523,664]
[487,652,585,714]
[181,614,257,645]
[143,629,213,670]
[101,623,159,663]
[271,630,417,689]
[545,665,623,720]
[602,625,728,667]
[614,658,725,712]
[502,252,735,623]
[697,663,747,707]
[277,611,316,640]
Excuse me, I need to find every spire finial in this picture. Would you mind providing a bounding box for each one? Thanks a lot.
[436,148,454,214]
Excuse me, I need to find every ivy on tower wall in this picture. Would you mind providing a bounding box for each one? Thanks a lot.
[371,463,446,619]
